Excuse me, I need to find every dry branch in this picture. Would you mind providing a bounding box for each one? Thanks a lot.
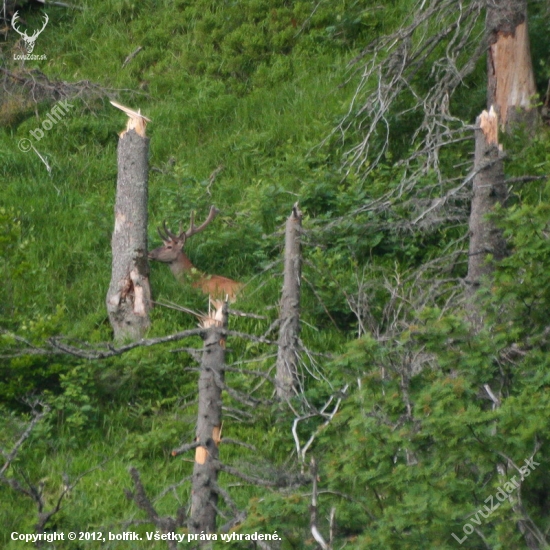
[122,46,143,69]
[1,409,110,544]
[292,387,348,465]
[12,326,267,361]
[310,458,331,550]
[335,0,485,181]
[171,440,200,458]
[216,461,308,489]
[125,467,186,550]
[47,328,204,359]
[0,402,48,477]
[0,67,127,113]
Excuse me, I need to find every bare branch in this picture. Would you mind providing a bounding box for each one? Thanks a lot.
[328,0,487,233]
[216,461,309,489]
[310,457,330,550]
[122,46,143,69]
[171,441,200,458]
[0,402,48,478]
[125,467,185,550]
[292,387,348,465]
[48,328,204,359]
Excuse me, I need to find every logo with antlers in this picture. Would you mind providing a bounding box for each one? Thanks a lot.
[11,11,49,54]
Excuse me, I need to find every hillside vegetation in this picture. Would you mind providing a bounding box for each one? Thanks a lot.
[1,0,550,548]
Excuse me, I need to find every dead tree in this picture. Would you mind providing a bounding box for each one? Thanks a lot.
[487,0,538,131]
[466,107,507,305]
[471,92,544,546]
[10,308,311,538]
[106,102,152,342]
[336,0,487,183]
[331,0,539,231]
[276,203,302,400]
[189,303,228,534]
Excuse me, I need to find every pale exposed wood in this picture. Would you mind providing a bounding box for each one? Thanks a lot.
[487,0,537,131]
[479,106,498,146]
[195,446,207,466]
[110,100,151,137]
[200,298,225,328]
[212,425,222,446]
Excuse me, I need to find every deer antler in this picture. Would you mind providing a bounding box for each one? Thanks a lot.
[157,221,178,242]
[156,206,220,244]
[183,206,220,239]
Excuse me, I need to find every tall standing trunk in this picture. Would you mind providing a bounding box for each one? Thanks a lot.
[189,305,227,535]
[106,121,151,342]
[486,0,537,131]
[276,203,303,400]
[467,107,507,307]
[482,11,543,546]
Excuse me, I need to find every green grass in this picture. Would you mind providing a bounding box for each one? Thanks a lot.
[2,0,550,547]
[1,1,361,541]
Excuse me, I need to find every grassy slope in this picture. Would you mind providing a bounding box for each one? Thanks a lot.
[3,1,549,548]
[0,0,379,546]
[2,0,364,323]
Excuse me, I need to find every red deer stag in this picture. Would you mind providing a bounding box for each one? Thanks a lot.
[148,206,242,301]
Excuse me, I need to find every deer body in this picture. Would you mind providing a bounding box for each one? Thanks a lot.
[148,207,242,301]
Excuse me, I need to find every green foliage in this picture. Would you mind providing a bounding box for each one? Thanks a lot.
[1,0,550,547]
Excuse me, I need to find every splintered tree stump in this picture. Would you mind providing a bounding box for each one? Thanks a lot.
[487,0,537,131]
[466,107,507,300]
[276,203,303,400]
[189,304,228,534]
[106,106,152,342]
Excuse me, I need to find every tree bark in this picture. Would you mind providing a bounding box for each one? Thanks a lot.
[486,0,537,131]
[106,128,151,342]
[189,305,227,535]
[467,108,507,309]
[276,203,302,400]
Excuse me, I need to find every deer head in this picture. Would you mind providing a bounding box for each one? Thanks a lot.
[148,206,220,272]
[149,206,242,300]
[11,11,49,54]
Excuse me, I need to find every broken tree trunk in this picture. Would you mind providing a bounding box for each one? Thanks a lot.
[189,303,228,534]
[467,106,545,548]
[486,0,537,131]
[106,105,152,342]
[276,203,303,400]
[466,107,507,307]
